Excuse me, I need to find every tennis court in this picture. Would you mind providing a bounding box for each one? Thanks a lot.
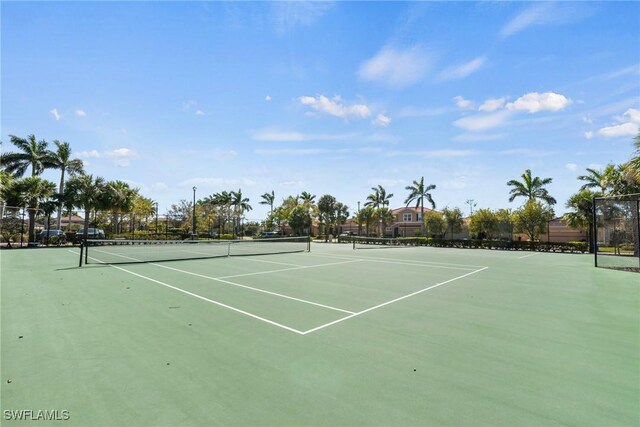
[1,240,638,426]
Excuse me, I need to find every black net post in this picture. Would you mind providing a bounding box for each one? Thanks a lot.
[593,196,598,267]
[79,243,84,267]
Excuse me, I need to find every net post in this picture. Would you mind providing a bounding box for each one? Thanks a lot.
[307,235,311,252]
[592,196,597,267]
[78,242,84,267]
[352,237,356,250]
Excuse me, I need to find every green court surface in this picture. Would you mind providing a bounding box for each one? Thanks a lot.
[1,243,638,426]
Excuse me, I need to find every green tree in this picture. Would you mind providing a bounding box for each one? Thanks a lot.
[577,164,616,195]
[288,205,311,236]
[259,190,275,214]
[13,177,57,242]
[442,207,464,239]
[507,169,556,205]
[104,181,137,234]
[424,210,445,237]
[469,208,499,240]
[65,175,107,240]
[564,189,597,252]
[230,189,252,237]
[356,206,375,236]
[512,200,555,241]
[365,185,393,209]
[317,194,337,240]
[1,134,54,177]
[373,207,394,237]
[334,202,350,235]
[48,140,84,229]
[404,177,436,236]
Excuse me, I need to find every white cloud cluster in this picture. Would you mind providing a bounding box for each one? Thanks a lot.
[252,128,357,142]
[179,177,256,189]
[438,56,486,81]
[183,99,206,116]
[453,92,571,135]
[596,108,640,138]
[479,98,506,112]
[453,96,474,109]
[500,2,587,38]
[505,92,572,113]
[78,148,138,167]
[299,95,371,119]
[372,114,391,127]
[50,108,62,121]
[358,45,433,88]
[75,109,87,117]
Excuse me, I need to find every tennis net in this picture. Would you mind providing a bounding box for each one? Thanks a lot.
[80,236,310,265]
[351,236,420,249]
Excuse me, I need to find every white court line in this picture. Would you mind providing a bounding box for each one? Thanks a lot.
[90,249,356,314]
[303,252,483,271]
[152,263,356,314]
[234,257,301,267]
[82,252,306,334]
[301,266,489,335]
[216,259,362,279]
[518,253,540,259]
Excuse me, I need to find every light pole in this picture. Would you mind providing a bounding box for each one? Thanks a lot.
[357,201,361,236]
[154,201,159,235]
[192,187,197,239]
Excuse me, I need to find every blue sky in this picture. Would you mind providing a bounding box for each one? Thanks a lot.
[2,1,639,219]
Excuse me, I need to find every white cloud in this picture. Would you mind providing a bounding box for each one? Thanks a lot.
[75,109,87,117]
[358,45,434,88]
[255,148,330,156]
[50,108,62,121]
[195,110,206,116]
[265,95,272,101]
[453,110,511,132]
[453,96,475,109]
[438,56,486,81]
[506,92,571,113]
[584,131,594,139]
[299,95,371,119]
[78,148,138,167]
[372,114,391,127]
[500,2,589,38]
[479,98,506,112]
[279,180,305,189]
[565,163,578,171]
[597,108,640,138]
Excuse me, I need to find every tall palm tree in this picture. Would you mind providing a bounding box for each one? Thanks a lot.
[12,176,57,242]
[49,140,85,230]
[260,191,275,213]
[563,189,597,253]
[230,189,252,238]
[507,169,556,205]
[627,132,640,184]
[65,174,107,241]
[577,164,616,195]
[300,191,316,207]
[1,134,54,177]
[404,177,436,236]
[104,181,137,234]
[365,185,393,209]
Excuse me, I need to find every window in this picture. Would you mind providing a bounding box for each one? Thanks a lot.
[416,213,423,221]
[403,213,412,222]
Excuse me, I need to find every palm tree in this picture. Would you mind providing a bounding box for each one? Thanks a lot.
[104,181,137,234]
[12,176,57,242]
[507,169,556,205]
[334,202,349,235]
[65,174,107,241]
[1,134,54,177]
[626,132,640,184]
[230,189,252,238]
[404,177,436,236]
[577,164,616,195]
[48,140,85,230]
[564,189,597,253]
[260,191,275,214]
[364,185,393,209]
[300,191,316,207]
